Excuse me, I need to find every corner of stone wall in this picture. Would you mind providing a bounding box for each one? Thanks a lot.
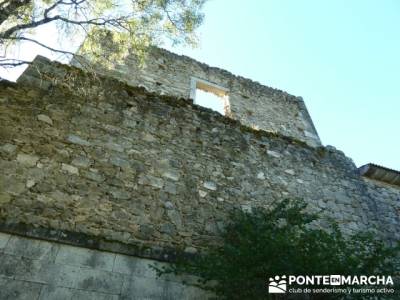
[295,96,321,147]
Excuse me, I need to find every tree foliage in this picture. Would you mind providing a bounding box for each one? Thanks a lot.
[157,199,400,299]
[0,0,206,68]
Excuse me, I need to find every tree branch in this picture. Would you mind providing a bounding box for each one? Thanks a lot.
[0,15,61,38]
[0,0,205,70]
[0,13,128,39]
[44,0,64,18]
[0,58,30,67]
[5,36,76,57]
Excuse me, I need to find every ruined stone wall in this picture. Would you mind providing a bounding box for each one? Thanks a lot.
[1,57,399,254]
[1,58,400,298]
[361,178,400,233]
[74,47,321,147]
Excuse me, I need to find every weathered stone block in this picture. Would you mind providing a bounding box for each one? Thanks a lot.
[61,163,79,174]
[26,179,36,188]
[38,286,73,300]
[67,134,91,146]
[4,235,59,261]
[47,263,81,288]
[37,114,53,125]
[284,169,295,175]
[72,156,92,168]
[0,232,11,250]
[72,289,119,300]
[55,244,115,272]
[16,153,39,167]
[110,189,131,200]
[0,192,11,205]
[113,254,158,278]
[162,170,180,181]
[73,267,125,294]
[109,156,130,168]
[121,275,210,300]
[138,174,164,189]
[167,210,183,229]
[0,143,17,154]
[267,150,281,158]
[0,277,43,300]
[0,253,42,281]
[203,181,217,191]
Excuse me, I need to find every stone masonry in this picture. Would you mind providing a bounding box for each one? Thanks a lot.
[0,55,399,299]
[0,232,209,299]
[74,46,321,147]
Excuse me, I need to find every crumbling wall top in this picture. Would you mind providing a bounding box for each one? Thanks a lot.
[74,45,322,147]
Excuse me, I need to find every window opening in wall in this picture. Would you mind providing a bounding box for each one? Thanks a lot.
[190,77,229,115]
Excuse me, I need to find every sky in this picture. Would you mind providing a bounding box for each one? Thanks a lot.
[165,0,400,171]
[1,0,399,170]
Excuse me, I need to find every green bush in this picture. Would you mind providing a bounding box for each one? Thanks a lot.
[156,199,400,299]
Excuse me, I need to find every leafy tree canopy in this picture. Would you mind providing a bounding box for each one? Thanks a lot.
[0,0,206,68]
[156,199,400,299]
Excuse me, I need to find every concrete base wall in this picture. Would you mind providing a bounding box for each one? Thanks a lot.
[0,232,209,300]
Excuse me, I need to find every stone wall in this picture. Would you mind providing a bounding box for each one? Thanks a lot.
[0,232,208,299]
[1,57,399,253]
[74,46,321,147]
[1,57,400,298]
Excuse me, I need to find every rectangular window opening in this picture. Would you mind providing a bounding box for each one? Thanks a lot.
[190,78,229,116]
